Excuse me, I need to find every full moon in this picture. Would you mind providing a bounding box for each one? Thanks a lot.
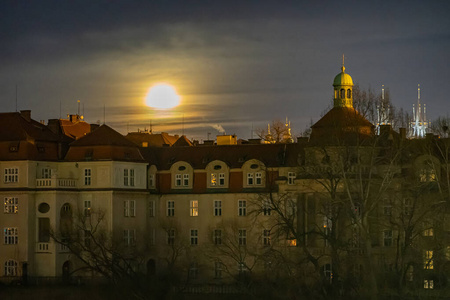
[145,84,181,109]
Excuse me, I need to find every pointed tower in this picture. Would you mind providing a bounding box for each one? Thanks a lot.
[333,55,354,108]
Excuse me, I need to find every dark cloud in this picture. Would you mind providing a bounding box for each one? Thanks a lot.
[0,1,449,141]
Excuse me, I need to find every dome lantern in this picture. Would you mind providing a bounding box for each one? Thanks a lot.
[333,55,354,108]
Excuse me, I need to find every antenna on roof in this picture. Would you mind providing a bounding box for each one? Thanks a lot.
[15,85,18,112]
[251,123,254,139]
[150,120,153,134]
[103,104,106,125]
[77,100,80,116]
[182,114,185,136]
[82,103,84,119]
[59,101,61,119]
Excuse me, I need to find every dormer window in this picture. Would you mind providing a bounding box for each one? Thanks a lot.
[172,162,193,189]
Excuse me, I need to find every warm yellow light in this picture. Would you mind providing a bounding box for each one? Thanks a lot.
[145,84,181,109]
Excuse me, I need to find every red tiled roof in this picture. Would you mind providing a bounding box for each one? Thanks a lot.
[59,119,91,139]
[125,132,179,147]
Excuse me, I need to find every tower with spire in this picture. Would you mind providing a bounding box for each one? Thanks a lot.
[409,84,429,138]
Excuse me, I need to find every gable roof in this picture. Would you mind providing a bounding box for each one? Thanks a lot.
[70,125,137,147]
[172,135,193,147]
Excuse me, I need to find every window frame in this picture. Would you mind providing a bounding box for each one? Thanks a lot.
[167,200,175,217]
[238,229,247,246]
[238,200,247,216]
[4,227,18,245]
[4,168,19,183]
[84,168,92,186]
[214,229,222,245]
[4,197,18,214]
[214,200,222,216]
[190,229,198,245]
[190,200,199,217]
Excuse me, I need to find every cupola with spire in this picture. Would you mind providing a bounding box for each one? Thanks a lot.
[333,55,354,108]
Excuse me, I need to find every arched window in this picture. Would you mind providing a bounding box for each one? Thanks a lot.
[347,89,351,98]
[334,90,338,99]
[4,260,18,276]
[340,89,345,99]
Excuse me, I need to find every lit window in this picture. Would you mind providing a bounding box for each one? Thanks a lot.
[214,261,222,278]
[4,197,18,214]
[238,200,246,216]
[84,200,91,217]
[123,229,136,246]
[148,200,155,217]
[263,230,270,246]
[4,168,18,183]
[175,174,182,186]
[4,227,18,244]
[287,238,297,247]
[424,279,434,289]
[424,250,433,269]
[124,200,136,217]
[84,169,91,186]
[167,229,175,245]
[383,230,393,247]
[423,221,434,237]
[213,229,222,245]
[288,172,296,185]
[420,165,436,182]
[190,200,198,217]
[167,201,175,217]
[4,260,18,276]
[214,200,222,216]
[211,173,225,187]
[238,229,246,246]
[190,229,198,245]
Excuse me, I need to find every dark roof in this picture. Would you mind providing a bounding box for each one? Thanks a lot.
[310,107,374,143]
[71,125,137,147]
[0,112,62,161]
[59,119,91,139]
[125,132,179,147]
[172,135,193,147]
[140,143,303,170]
[0,112,60,143]
[65,125,144,161]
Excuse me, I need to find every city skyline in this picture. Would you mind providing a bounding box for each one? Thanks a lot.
[0,0,449,141]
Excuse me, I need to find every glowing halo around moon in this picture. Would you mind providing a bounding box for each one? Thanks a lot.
[145,83,181,109]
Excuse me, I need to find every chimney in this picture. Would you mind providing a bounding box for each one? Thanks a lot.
[47,119,61,135]
[20,110,31,122]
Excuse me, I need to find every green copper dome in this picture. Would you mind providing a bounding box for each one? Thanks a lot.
[333,66,353,86]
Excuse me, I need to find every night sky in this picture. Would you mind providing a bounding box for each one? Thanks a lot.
[1,1,449,141]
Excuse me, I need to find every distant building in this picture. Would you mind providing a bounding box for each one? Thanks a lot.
[409,84,430,138]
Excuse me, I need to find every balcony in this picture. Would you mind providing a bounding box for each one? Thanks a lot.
[36,178,77,188]
[36,242,50,253]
